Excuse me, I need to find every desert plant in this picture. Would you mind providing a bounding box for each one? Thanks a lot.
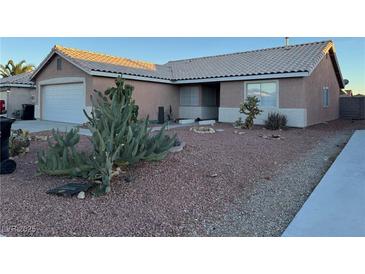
[37,128,94,178]
[239,96,263,129]
[85,79,175,193]
[38,77,176,194]
[265,112,287,130]
[233,117,245,129]
[142,127,176,161]
[102,81,139,123]
[9,129,31,157]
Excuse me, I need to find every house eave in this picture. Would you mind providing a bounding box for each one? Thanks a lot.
[172,72,310,84]
[90,71,173,84]
[0,83,36,88]
[90,71,309,84]
[330,52,345,88]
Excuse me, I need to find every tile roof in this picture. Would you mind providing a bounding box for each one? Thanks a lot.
[54,45,157,71]
[0,71,35,87]
[30,40,342,85]
[166,41,334,80]
[52,45,173,80]
[71,58,173,80]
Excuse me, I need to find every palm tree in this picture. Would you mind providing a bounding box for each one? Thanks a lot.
[0,60,35,78]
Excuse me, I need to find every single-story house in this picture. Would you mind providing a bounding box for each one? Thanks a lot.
[0,72,36,118]
[23,40,343,127]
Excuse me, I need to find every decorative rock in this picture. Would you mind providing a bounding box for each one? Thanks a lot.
[174,139,182,147]
[208,173,218,178]
[169,141,186,153]
[77,191,85,199]
[192,127,215,134]
[112,167,122,177]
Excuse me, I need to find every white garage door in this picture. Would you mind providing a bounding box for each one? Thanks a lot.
[42,83,86,124]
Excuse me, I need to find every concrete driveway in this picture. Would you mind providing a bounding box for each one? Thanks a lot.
[12,120,91,136]
[283,130,365,236]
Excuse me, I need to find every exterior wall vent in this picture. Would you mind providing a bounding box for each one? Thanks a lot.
[56,57,62,71]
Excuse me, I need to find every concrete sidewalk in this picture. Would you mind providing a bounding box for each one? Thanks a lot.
[12,120,91,136]
[13,120,198,136]
[283,130,365,236]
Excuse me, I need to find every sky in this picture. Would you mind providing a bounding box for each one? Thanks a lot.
[1,37,364,94]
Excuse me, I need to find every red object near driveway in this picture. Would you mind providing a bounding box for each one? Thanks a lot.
[0,100,6,114]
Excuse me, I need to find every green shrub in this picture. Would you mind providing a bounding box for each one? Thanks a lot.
[239,96,263,129]
[233,117,245,129]
[9,129,31,157]
[265,112,287,130]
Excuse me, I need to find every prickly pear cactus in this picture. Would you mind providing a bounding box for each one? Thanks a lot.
[38,77,176,195]
[37,128,93,178]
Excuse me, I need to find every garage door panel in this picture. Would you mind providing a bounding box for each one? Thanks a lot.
[42,83,86,124]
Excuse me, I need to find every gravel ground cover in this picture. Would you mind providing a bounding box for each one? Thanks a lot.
[0,119,364,236]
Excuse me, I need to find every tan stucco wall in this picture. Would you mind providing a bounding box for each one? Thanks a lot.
[279,78,306,108]
[304,54,340,126]
[92,77,179,121]
[220,81,244,108]
[0,87,35,118]
[33,55,179,121]
[220,78,306,108]
[33,54,93,106]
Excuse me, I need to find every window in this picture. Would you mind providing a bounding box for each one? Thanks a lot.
[246,81,278,107]
[180,86,199,106]
[323,86,329,108]
[56,57,62,71]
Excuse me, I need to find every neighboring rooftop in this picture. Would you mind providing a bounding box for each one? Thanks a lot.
[0,71,35,87]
